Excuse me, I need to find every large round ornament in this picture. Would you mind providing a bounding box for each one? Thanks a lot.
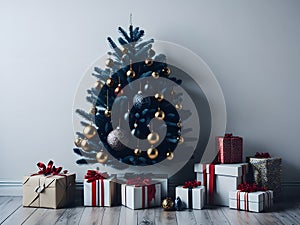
[126,69,136,78]
[83,125,97,139]
[162,67,171,76]
[154,93,164,102]
[105,58,114,67]
[147,147,159,159]
[104,109,111,118]
[162,197,174,210]
[96,151,108,163]
[155,109,165,120]
[74,138,82,147]
[151,72,159,79]
[94,80,103,90]
[81,139,90,151]
[106,78,114,87]
[147,132,160,145]
[145,58,153,66]
[107,127,128,151]
[133,91,151,109]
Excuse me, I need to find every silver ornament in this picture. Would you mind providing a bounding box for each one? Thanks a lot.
[133,91,151,109]
[107,127,128,151]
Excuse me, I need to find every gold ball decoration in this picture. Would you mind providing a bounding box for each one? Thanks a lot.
[162,67,171,76]
[126,69,136,78]
[162,197,174,210]
[149,49,156,57]
[147,132,160,145]
[114,85,123,96]
[177,136,184,144]
[83,125,97,139]
[166,151,174,160]
[155,109,165,120]
[121,47,128,54]
[177,122,182,128]
[74,138,82,147]
[106,78,114,87]
[104,109,111,118]
[147,147,159,160]
[154,93,164,102]
[134,148,142,156]
[105,58,114,67]
[94,80,103,90]
[90,106,97,115]
[96,151,108,163]
[81,139,90,151]
[175,103,183,110]
[151,72,159,79]
[145,58,153,66]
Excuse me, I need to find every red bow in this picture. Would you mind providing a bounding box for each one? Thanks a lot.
[126,177,151,187]
[237,182,266,192]
[224,133,233,138]
[183,180,201,189]
[36,160,67,176]
[255,152,271,158]
[84,170,108,183]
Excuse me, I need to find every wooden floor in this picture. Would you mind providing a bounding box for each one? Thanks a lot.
[0,197,299,225]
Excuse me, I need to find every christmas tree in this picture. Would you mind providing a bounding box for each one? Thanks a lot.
[73,24,191,167]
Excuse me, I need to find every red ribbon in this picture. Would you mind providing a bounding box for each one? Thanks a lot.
[84,170,108,183]
[126,177,151,187]
[237,182,266,192]
[34,160,67,176]
[208,164,215,204]
[255,152,271,158]
[183,180,201,189]
[85,170,108,206]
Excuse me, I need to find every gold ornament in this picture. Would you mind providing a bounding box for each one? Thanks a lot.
[154,93,164,102]
[162,197,174,210]
[145,58,153,66]
[96,151,108,163]
[121,47,128,54]
[175,103,183,110]
[155,109,165,120]
[177,136,184,144]
[126,69,136,78]
[162,67,171,76]
[166,151,174,160]
[83,125,97,139]
[74,138,82,147]
[81,139,90,151]
[106,78,114,87]
[114,85,123,96]
[90,106,97,115]
[149,49,155,57]
[105,58,114,67]
[104,109,111,118]
[147,132,160,145]
[94,80,103,90]
[134,148,142,156]
[147,147,159,159]
[177,122,182,128]
[152,72,159,79]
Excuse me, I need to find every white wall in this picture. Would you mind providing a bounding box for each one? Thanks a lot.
[1,0,300,186]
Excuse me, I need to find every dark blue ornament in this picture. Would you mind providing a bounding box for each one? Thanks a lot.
[175,196,183,211]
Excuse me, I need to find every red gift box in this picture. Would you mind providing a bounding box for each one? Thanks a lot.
[217,133,243,164]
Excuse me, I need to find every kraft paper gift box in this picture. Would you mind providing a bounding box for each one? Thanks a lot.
[229,190,273,212]
[22,173,76,209]
[121,183,161,209]
[175,185,205,209]
[194,163,248,206]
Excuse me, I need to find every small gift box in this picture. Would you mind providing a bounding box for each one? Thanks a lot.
[22,160,76,209]
[247,152,281,198]
[121,177,161,209]
[229,183,273,212]
[194,163,248,206]
[175,180,205,209]
[216,133,243,164]
[83,170,119,207]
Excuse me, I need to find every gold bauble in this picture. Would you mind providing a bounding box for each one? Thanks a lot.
[177,136,184,144]
[105,58,114,67]
[177,122,182,128]
[106,78,114,87]
[162,67,171,76]
[81,139,90,151]
[152,72,159,79]
[149,49,155,57]
[90,106,97,115]
[94,80,103,90]
[74,138,82,147]
[96,151,108,163]
[166,151,174,160]
[175,103,183,110]
[134,148,142,156]
[154,93,164,102]
[121,47,128,54]
[104,109,111,118]
[126,69,136,78]
[147,147,159,159]
[145,58,153,66]
[147,132,160,145]
[155,109,165,120]
[114,85,123,96]
[83,125,97,139]
[162,197,174,210]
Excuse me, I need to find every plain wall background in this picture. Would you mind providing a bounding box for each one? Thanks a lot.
[1,0,300,185]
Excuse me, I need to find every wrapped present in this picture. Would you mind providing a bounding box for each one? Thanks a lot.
[22,160,75,209]
[175,180,205,209]
[83,170,119,206]
[194,163,248,206]
[229,183,273,212]
[216,133,243,164]
[247,152,282,198]
[121,177,161,209]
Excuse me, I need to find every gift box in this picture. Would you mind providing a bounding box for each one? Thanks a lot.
[22,161,75,209]
[247,154,281,198]
[175,181,205,209]
[194,163,248,206]
[83,170,119,207]
[229,190,273,212]
[216,133,243,164]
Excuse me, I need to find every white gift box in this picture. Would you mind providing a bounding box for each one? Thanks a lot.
[84,176,117,207]
[121,183,161,209]
[194,163,248,206]
[175,186,205,209]
[229,190,273,212]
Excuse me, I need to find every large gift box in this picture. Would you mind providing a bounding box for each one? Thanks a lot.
[194,163,248,206]
[22,161,76,209]
[175,181,205,209]
[83,170,119,207]
[216,133,243,164]
[247,153,281,198]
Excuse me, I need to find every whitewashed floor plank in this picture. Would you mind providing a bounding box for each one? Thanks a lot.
[2,206,37,225]
[55,207,85,225]
[101,207,121,225]
[137,208,155,224]
[176,209,197,225]
[118,206,138,225]
[78,207,104,225]
[193,209,213,225]
[154,208,177,225]
[22,208,66,225]
[0,196,22,223]
[206,206,231,225]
